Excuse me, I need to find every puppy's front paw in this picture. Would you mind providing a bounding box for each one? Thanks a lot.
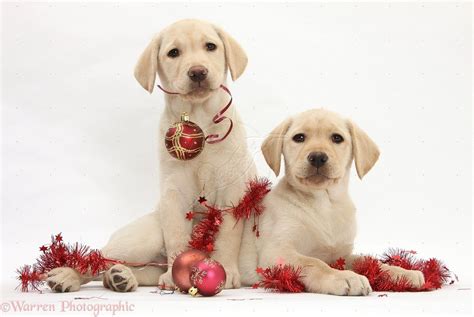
[158,270,175,289]
[382,265,425,288]
[103,264,138,292]
[46,267,81,293]
[319,270,372,296]
[404,270,425,288]
[223,266,241,289]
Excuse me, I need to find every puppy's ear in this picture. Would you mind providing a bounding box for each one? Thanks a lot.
[348,121,380,179]
[261,118,292,176]
[214,26,248,81]
[134,34,161,93]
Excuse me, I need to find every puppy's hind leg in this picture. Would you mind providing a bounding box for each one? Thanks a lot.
[101,211,164,263]
[100,211,165,292]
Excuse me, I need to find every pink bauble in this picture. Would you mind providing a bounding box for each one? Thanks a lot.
[190,258,226,296]
[172,250,208,292]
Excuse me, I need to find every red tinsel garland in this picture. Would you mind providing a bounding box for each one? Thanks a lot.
[16,234,111,292]
[187,206,223,253]
[253,249,453,293]
[17,233,167,292]
[232,177,272,238]
[186,177,272,253]
[252,264,305,293]
[337,249,453,292]
[17,265,44,292]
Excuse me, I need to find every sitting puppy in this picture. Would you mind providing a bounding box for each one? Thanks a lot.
[45,19,255,293]
[239,109,425,295]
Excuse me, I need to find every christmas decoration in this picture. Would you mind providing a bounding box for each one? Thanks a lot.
[17,265,44,292]
[159,84,234,161]
[252,264,305,293]
[349,249,453,292]
[330,257,346,270]
[232,177,271,238]
[186,177,272,253]
[189,258,226,296]
[188,205,223,253]
[252,249,453,293]
[16,233,167,292]
[171,249,208,293]
[165,112,205,160]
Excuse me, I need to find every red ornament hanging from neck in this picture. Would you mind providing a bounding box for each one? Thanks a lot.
[160,84,233,161]
[165,112,205,160]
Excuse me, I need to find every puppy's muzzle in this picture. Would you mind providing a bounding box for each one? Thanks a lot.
[307,152,328,168]
[188,66,208,82]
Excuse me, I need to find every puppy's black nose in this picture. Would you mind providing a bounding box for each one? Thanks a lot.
[307,152,328,168]
[188,66,208,82]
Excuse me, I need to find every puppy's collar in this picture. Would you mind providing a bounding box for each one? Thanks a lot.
[157,84,180,95]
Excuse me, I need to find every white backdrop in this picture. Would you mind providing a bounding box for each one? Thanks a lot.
[1,1,472,306]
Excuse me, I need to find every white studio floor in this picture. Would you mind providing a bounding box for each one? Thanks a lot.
[0,279,471,317]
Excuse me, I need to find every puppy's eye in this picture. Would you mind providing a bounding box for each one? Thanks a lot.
[206,42,217,51]
[331,133,344,144]
[167,48,180,58]
[292,133,305,143]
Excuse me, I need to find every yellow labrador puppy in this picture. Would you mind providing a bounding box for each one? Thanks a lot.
[46,19,256,292]
[239,109,425,295]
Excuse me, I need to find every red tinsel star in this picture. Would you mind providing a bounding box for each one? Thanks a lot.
[205,243,214,252]
[256,267,265,274]
[54,234,63,242]
[185,211,194,221]
[198,196,207,205]
[330,257,346,270]
[39,245,48,252]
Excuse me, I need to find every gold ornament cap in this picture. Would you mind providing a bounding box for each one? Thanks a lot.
[188,287,198,296]
[181,112,189,122]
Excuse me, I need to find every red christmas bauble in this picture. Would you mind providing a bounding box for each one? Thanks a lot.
[165,113,205,160]
[190,258,226,296]
[171,250,208,293]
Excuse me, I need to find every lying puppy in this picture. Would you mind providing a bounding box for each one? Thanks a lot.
[239,109,425,295]
[46,19,256,292]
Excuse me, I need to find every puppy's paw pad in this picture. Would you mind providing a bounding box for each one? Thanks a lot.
[46,267,81,293]
[104,264,137,292]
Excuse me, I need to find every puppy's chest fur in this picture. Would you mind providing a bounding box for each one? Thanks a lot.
[271,187,357,264]
[157,99,255,207]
